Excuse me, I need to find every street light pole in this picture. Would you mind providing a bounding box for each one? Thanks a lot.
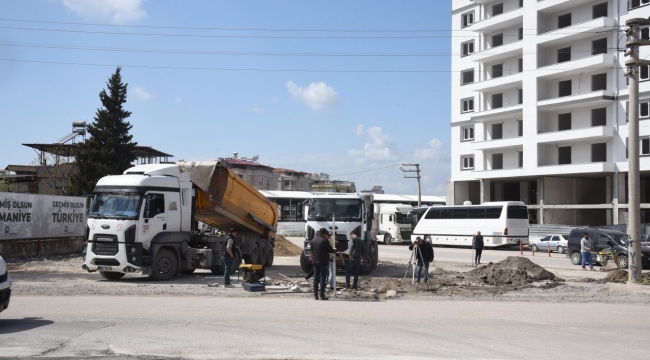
[400,163,421,207]
[624,18,650,283]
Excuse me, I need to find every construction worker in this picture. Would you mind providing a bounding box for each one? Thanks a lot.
[311,228,339,300]
[345,230,363,290]
[222,227,237,288]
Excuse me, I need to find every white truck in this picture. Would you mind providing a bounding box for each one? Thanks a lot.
[375,203,413,244]
[299,193,379,275]
[82,161,278,281]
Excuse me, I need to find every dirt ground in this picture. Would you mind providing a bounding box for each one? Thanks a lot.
[5,252,650,304]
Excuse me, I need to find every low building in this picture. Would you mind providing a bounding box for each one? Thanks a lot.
[224,154,275,191]
[273,168,313,192]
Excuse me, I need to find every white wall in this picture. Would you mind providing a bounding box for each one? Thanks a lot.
[541,70,611,100]
[540,1,611,34]
[538,104,611,133]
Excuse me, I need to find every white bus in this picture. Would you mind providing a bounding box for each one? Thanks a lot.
[412,201,529,248]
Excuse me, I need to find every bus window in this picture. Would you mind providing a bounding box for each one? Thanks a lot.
[468,208,485,219]
[440,208,453,219]
[507,205,528,219]
[425,208,441,219]
[485,206,503,219]
[453,208,468,219]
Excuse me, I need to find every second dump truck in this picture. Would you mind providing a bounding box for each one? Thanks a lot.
[82,160,278,281]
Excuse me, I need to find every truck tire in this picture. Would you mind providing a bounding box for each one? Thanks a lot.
[259,242,267,266]
[265,245,274,267]
[300,251,313,273]
[100,271,125,280]
[233,250,242,273]
[150,248,179,281]
[244,242,260,265]
[210,263,224,275]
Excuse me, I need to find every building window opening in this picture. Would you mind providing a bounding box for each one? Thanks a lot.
[559,113,572,131]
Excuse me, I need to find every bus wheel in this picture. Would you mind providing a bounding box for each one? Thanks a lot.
[383,235,391,245]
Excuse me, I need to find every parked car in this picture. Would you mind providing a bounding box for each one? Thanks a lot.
[567,228,650,269]
[530,234,569,254]
[641,234,650,247]
[0,255,10,312]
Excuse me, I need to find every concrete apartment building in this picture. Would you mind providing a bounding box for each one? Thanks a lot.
[449,0,650,226]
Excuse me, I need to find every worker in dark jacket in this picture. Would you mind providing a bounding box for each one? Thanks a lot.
[409,237,434,284]
[311,228,339,300]
[222,227,237,288]
[473,231,484,265]
[345,230,364,290]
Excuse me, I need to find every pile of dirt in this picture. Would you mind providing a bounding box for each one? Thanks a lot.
[604,269,628,282]
[466,256,558,287]
[274,235,303,257]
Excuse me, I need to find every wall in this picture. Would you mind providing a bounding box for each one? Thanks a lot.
[539,104,611,133]
[540,1,610,34]
[0,237,84,257]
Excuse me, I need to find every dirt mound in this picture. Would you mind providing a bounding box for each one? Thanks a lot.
[605,269,628,282]
[466,256,557,286]
[274,235,303,257]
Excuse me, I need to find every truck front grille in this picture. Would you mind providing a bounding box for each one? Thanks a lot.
[94,259,120,266]
[92,234,119,256]
[400,230,412,240]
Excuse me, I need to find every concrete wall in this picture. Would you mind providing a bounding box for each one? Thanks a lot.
[0,237,84,257]
[539,1,611,34]
[538,104,611,133]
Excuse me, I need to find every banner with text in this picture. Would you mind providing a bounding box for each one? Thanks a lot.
[0,192,87,240]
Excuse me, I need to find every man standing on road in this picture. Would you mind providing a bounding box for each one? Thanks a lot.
[474,231,484,265]
[409,237,434,284]
[222,227,237,288]
[311,228,339,300]
[581,233,596,271]
[345,230,363,290]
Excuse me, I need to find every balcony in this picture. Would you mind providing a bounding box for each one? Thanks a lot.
[471,136,524,151]
[470,8,523,33]
[537,17,617,47]
[536,0,599,14]
[536,162,615,176]
[470,72,523,92]
[470,104,523,122]
[538,90,616,112]
[537,54,616,80]
[472,40,523,63]
[471,167,527,179]
[537,126,615,145]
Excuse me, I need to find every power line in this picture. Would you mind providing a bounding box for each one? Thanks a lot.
[0,40,626,57]
[0,24,622,40]
[330,164,400,178]
[0,58,623,73]
[0,18,625,33]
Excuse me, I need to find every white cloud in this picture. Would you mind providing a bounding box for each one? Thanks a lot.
[347,126,399,163]
[286,81,338,111]
[414,138,445,162]
[174,97,182,104]
[61,0,146,23]
[132,86,153,102]
[249,104,265,114]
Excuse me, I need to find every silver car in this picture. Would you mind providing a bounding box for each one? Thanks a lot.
[530,234,569,254]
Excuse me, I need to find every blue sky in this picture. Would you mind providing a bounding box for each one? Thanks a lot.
[0,0,452,195]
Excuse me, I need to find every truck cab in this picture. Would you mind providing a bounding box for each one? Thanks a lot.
[300,193,378,275]
[375,203,413,244]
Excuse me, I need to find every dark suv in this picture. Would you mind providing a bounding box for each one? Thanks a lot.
[567,228,650,269]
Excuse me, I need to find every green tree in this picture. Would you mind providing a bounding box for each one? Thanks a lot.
[70,67,137,195]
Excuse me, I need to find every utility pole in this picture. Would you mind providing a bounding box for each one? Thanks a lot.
[624,18,650,283]
[399,163,421,207]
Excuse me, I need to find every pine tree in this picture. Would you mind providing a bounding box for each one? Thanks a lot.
[70,67,137,195]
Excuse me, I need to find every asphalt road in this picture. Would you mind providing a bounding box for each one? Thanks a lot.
[1,296,647,359]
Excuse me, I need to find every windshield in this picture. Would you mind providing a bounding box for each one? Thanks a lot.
[395,212,410,224]
[89,193,143,219]
[612,234,630,247]
[308,199,362,221]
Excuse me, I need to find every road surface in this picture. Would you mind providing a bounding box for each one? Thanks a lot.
[1,296,647,359]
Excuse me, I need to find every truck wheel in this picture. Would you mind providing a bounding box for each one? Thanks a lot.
[100,271,125,280]
[233,250,242,273]
[300,251,313,273]
[259,242,267,266]
[150,248,179,281]
[265,245,274,267]
[244,242,260,264]
[210,263,224,275]
[383,234,391,245]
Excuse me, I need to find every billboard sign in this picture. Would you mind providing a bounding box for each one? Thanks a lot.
[0,192,87,240]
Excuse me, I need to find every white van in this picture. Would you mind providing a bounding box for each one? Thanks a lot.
[0,255,10,312]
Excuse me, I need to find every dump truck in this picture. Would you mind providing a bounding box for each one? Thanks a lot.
[81,160,278,281]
